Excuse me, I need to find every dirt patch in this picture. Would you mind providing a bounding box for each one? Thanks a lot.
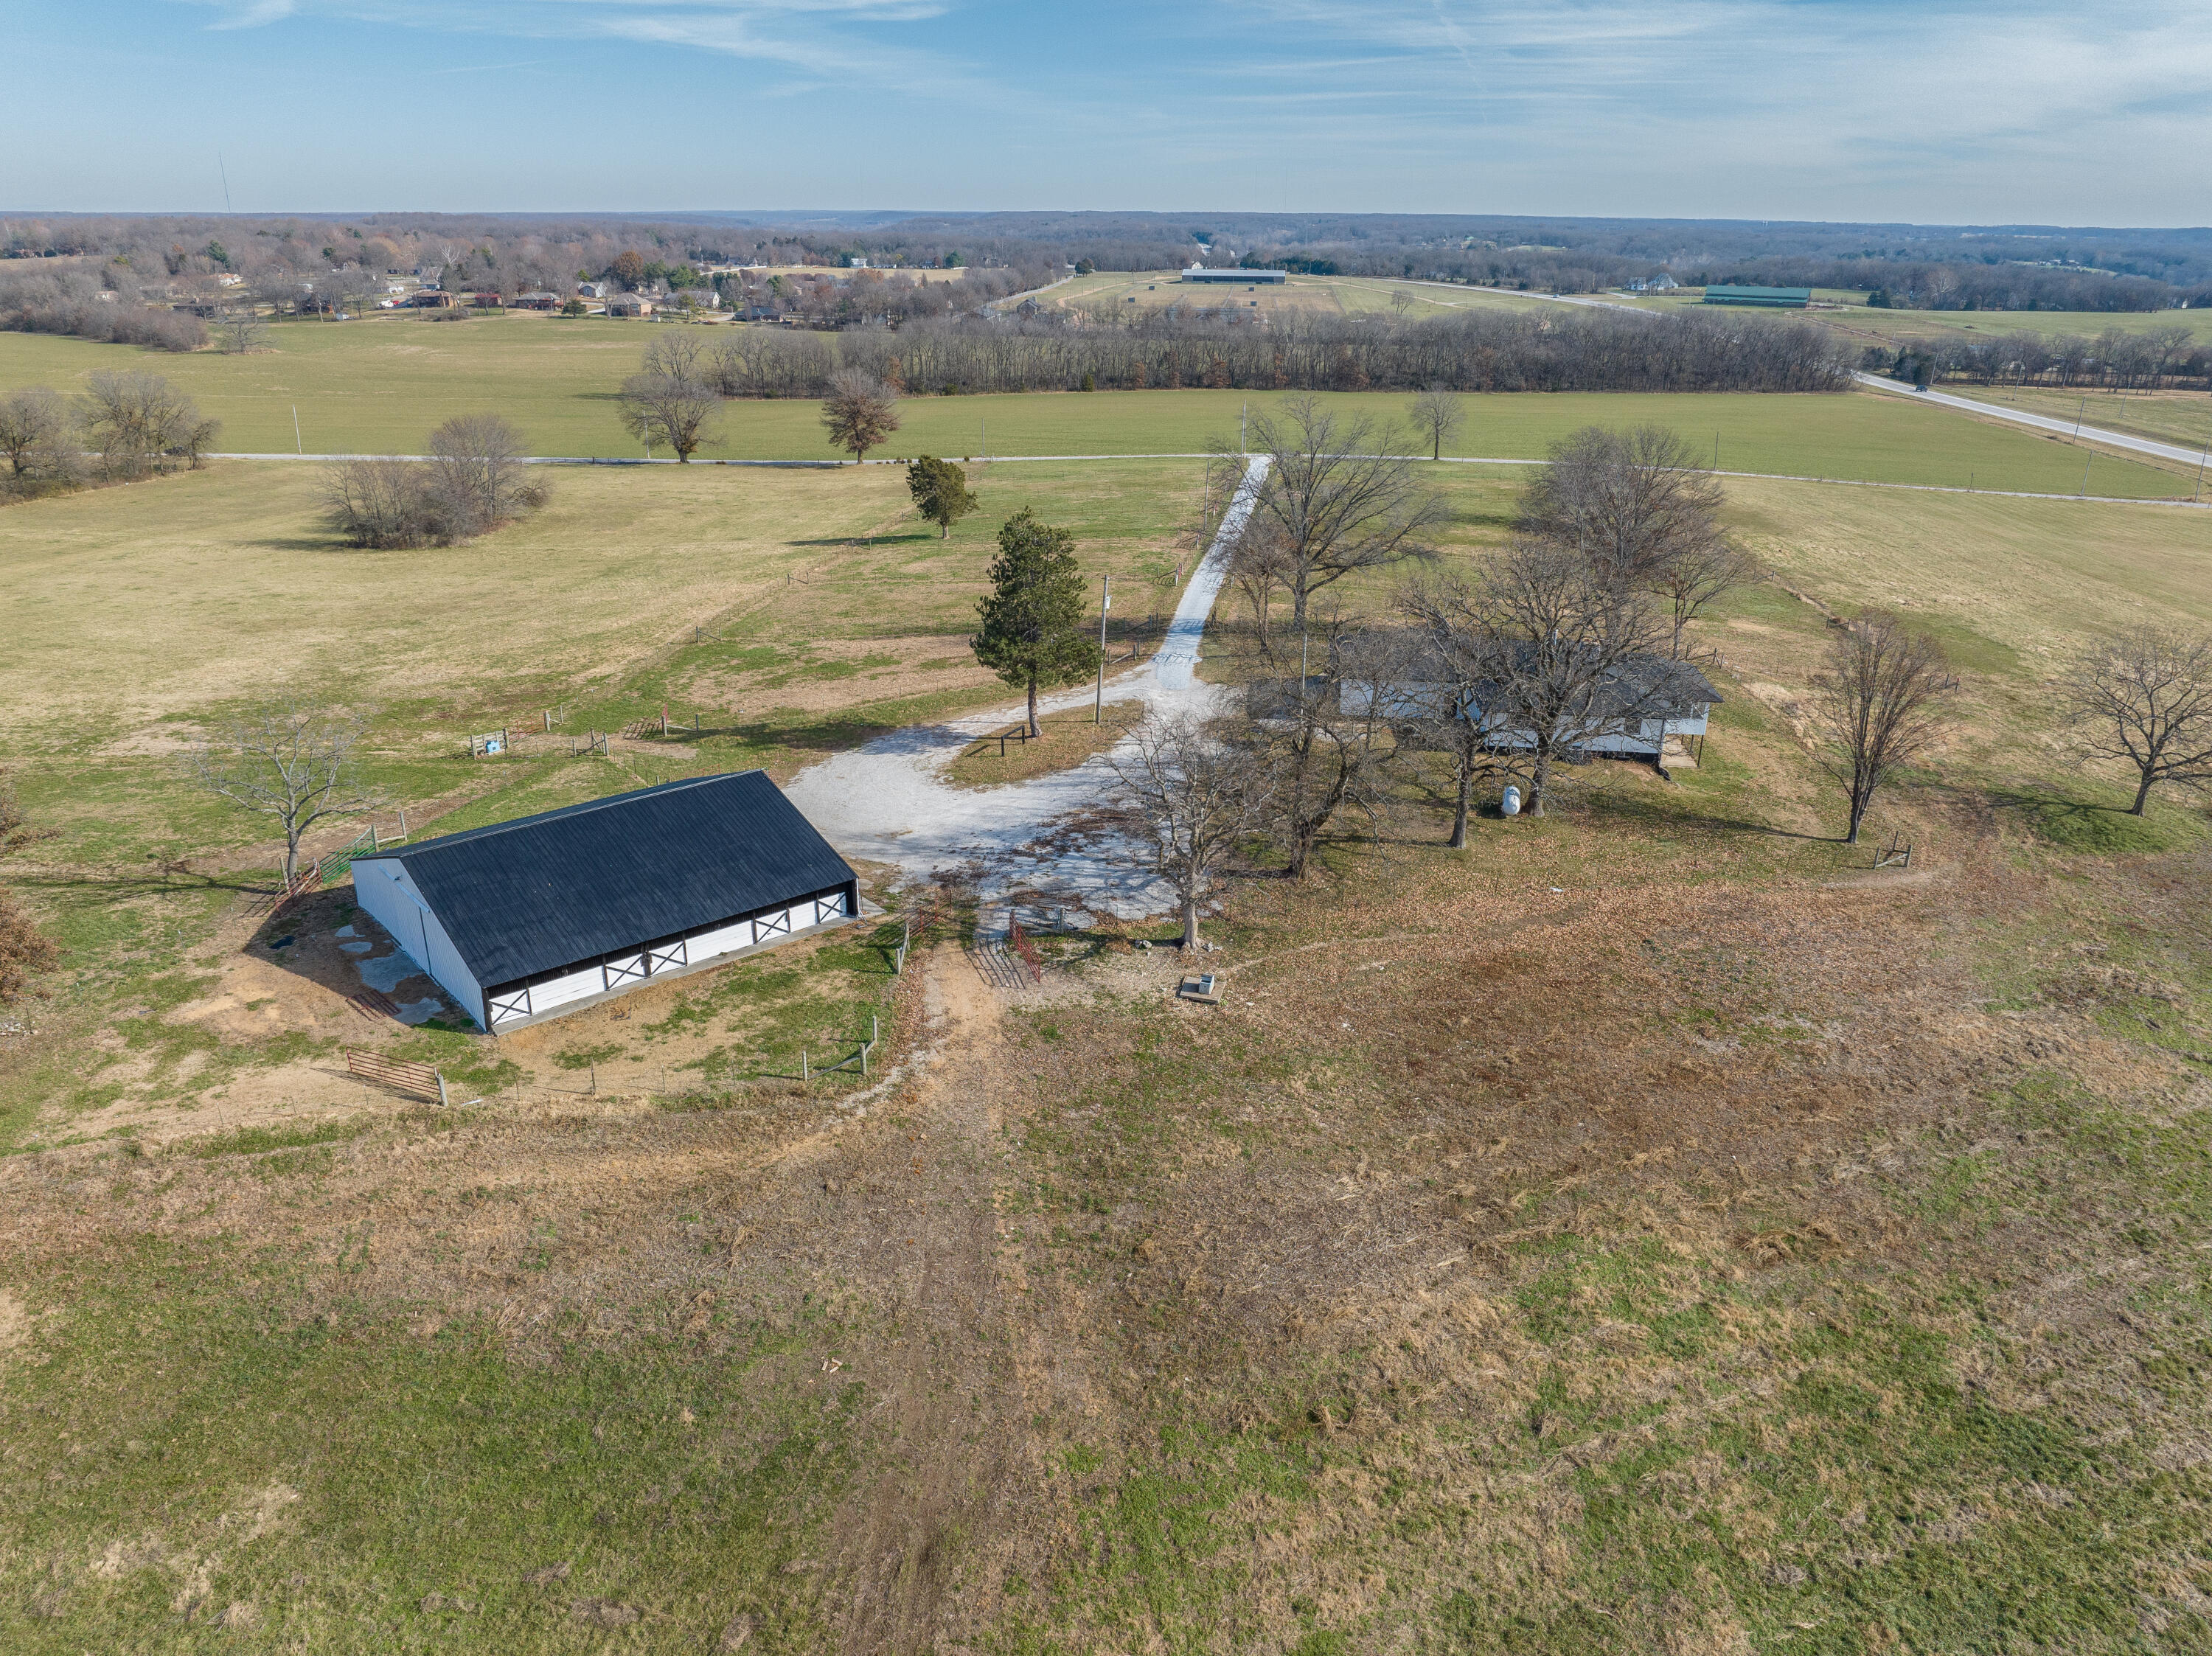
[0,1288,28,1351]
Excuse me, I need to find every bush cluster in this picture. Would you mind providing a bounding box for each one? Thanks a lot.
[322,414,548,549]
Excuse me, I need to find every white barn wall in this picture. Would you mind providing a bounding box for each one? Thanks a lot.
[352,860,488,1027]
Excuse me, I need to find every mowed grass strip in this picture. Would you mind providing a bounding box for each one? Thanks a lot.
[0,323,2192,495]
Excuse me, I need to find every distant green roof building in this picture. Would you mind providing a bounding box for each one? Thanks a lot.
[1701,285,1811,308]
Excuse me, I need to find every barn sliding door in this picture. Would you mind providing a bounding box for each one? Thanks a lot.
[646,938,686,975]
[754,907,792,939]
[488,986,532,1028]
[602,952,647,989]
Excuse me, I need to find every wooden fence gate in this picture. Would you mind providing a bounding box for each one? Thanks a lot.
[344,1048,448,1104]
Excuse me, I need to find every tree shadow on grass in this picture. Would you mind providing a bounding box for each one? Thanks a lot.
[784,532,939,548]
[1569,784,1839,843]
[14,863,272,900]
[1987,785,2174,854]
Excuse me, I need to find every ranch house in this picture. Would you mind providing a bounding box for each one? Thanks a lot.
[1337,640,1723,762]
[350,772,859,1034]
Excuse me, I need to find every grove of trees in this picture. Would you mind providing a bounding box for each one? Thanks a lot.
[322,414,546,547]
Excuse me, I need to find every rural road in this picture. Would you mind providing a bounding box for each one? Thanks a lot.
[1852,372,2212,471]
[781,455,1269,920]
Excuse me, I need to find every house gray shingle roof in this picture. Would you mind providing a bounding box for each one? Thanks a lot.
[352,772,855,990]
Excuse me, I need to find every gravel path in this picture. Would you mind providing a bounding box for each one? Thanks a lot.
[782,456,1269,921]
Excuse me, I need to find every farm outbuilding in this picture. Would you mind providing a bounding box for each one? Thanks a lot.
[350,772,858,1034]
[1181,265,1287,284]
[1700,285,1811,308]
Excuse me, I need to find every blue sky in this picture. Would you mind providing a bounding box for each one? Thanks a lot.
[7,1,2209,223]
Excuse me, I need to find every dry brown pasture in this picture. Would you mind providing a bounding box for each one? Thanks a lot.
[3,443,2211,1650]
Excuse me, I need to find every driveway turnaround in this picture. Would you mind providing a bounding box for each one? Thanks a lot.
[782,457,1270,921]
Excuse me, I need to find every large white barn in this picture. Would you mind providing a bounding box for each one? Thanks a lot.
[350,772,858,1034]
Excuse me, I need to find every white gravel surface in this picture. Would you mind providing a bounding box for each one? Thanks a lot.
[783,456,1269,921]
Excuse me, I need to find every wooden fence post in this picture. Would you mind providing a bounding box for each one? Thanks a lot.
[437,1073,449,1107]
[801,1047,809,1082]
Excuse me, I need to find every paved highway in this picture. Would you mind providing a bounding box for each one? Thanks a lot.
[1854,372,2210,473]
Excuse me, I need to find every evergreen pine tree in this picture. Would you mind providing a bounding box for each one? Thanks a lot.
[905,456,978,539]
[971,509,1101,737]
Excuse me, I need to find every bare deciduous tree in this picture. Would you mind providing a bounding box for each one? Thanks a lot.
[426,413,543,524]
[215,309,269,354]
[1520,424,1728,590]
[1108,712,1268,948]
[1227,518,1298,658]
[1812,613,1957,843]
[77,371,217,476]
[189,704,383,883]
[2065,625,2212,815]
[1408,386,1464,461]
[639,332,710,386]
[322,458,439,549]
[1653,538,1764,659]
[618,373,723,462]
[1396,574,1513,848]
[1242,393,1448,637]
[1249,621,1391,879]
[1470,537,1668,815]
[0,386,75,484]
[821,369,900,464]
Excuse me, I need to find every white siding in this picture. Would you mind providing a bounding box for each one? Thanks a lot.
[351,859,487,1026]
[689,918,754,960]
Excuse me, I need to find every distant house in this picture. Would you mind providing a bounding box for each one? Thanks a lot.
[576,281,609,299]
[510,291,561,311]
[1701,285,1809,308]
[351,772,858,1033]
[468,291,504,309]
[606,293,655,318]
[1625,274,1681,293]
[1338,638,1723,762]
[406,291,455,309]
[1182,264,1287,285]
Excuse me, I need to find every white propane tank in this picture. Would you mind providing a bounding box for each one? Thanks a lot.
[1500,784,1523,817]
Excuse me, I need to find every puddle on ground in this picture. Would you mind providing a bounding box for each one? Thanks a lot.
[394,997,446,1026]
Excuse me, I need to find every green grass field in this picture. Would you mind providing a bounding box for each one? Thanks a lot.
[0,323,2197,496]
[1609,288,2212,347]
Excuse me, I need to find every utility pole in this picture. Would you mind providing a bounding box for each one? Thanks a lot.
[292,406,302,455]
[1095,574,1110,723]
[1241,401,1248,453]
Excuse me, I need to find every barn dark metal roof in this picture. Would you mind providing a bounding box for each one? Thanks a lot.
[353,772,855,989]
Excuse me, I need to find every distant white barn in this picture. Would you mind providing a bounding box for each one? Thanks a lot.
[351,773,858,1033]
